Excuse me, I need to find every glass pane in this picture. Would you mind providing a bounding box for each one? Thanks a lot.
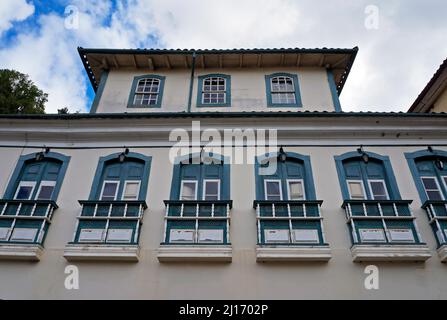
[181,182,197,200]
[289,181,304,200]
[123,182,139,200]
[348,181,364,199]
[422,177,438,190]
[205,181,219,195]
[370,181,388,200]
[16,186,33,200]
[266,181,281,200]
[37,185,54,200]
[101,182,118,200]
[427,190,443,201]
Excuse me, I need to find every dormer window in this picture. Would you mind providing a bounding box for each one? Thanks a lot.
[127,75,165,108]
[197,74,231,107]
[265,73,302,108]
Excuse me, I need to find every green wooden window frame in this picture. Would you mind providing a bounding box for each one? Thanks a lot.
[196,74,231,107]
[127,74,165,108]
[265,73,302,108]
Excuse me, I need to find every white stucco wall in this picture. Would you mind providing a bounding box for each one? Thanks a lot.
[0,137,447,299]
[95,67,336,114]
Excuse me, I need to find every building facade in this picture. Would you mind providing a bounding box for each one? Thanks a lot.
[1,47,447,299]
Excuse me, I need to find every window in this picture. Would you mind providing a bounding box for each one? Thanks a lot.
[122,181,140,201]
[368,180,389,200]
[264,180,282,201]
[14,181,36,200]
[100,181,119,201]
[347,180,366,200]
[128,75,165,108]
[36,181,56,200]
[264,229,290,243]
[197,74,231,107]
[203,180,220,201]
[265,73,302,107]
[9,228,38,242]
[170,229,195,243]
[287,180,305,200]
[106,229,133,243]
[421,176,444,200]
[359,228,386,242]
[388,229,415,242]
[198,229,224,243]
[180,180,198,200]
[79,228,105,242]
[292,229,319,243]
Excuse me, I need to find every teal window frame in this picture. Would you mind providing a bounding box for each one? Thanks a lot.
[265,73,302,108]
[335,151,424,246]
[71,152,151,245]
[254,152,327,246]
[127,74,165,108]
[163,153,231,245]
[1,152,70,245]
[196,74,231,107]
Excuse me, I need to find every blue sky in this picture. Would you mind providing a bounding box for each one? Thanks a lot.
[0,0,446,113]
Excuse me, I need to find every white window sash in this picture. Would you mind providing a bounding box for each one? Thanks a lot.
[121,180,141,201]
[180,180,198,201]
[35,180,56,200]
[346,179,367,200]
[367,179,389,200]
[203,179,220,201]
[421,176,445,200]
[286,179,305,200]
[264,179,283,201]
[100,180,120,201]
[202,77,226,92]
[14,181,36,200]
[270,76,295,93]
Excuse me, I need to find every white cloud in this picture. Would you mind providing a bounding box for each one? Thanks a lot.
[0,0,34,35]
[1,0,446,113]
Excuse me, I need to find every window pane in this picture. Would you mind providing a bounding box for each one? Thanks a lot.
[422,177,438,190]
[123,182,139,200]
[181,182,197,200]
[348,181,364,199]
[266,181,281,200]
[289,181,304,200]
[427,190,443,201]
[101,182,118,200]
[370,181,388,200]
[37,185,55,200]
[204,181,219,201]
[16,186,33,200]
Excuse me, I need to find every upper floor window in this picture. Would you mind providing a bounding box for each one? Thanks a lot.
[0,152,70,245]
[127,75,165,108]
[265,73,302,108]
[197,74,231,107]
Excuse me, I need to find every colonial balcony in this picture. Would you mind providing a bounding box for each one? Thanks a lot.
[342,200,431,262]
[422,200,447,262]
[253,200,331,262]
[63,200,147,262]
[0,199,58,261]
[157,200,233,262]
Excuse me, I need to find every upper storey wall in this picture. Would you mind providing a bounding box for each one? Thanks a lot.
[94,66,339,113]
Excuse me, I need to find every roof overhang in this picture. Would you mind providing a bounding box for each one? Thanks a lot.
[408,58,447,113]
[78,47,358,95]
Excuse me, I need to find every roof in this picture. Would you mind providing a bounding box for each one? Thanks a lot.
[1,111,447,121]
[78,47,358,94]
[408,58,447,112]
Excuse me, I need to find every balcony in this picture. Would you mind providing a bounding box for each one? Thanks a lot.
[342,200,431,262]
[157,200,233,262]
[0,199,58,261]
[253,200,331,262]
[63,200,147,262]
[422,200,447,262]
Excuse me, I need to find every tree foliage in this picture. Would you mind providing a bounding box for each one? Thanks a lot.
[0,69,47,114]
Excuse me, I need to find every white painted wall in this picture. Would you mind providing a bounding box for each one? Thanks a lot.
[1,140,447,299]
[95,67,336,113]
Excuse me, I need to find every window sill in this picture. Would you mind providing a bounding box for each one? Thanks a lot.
[63,244,140,262]
[157,245,232,262]
[351,244,431,262]
[437,245,447,262]
[0,244,43,261]
[256,245,331,262]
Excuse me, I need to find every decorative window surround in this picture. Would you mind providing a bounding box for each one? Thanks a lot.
[256,246,331,262]
[157,245,232,262]
[196,74,231,107]
[64,244,140,262]
[0,244,44,261]
[265,73,302,108]
[351,245,431,262]
[127,74,165,108]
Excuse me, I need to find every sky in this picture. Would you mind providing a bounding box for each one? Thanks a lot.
[0,0,446,113]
